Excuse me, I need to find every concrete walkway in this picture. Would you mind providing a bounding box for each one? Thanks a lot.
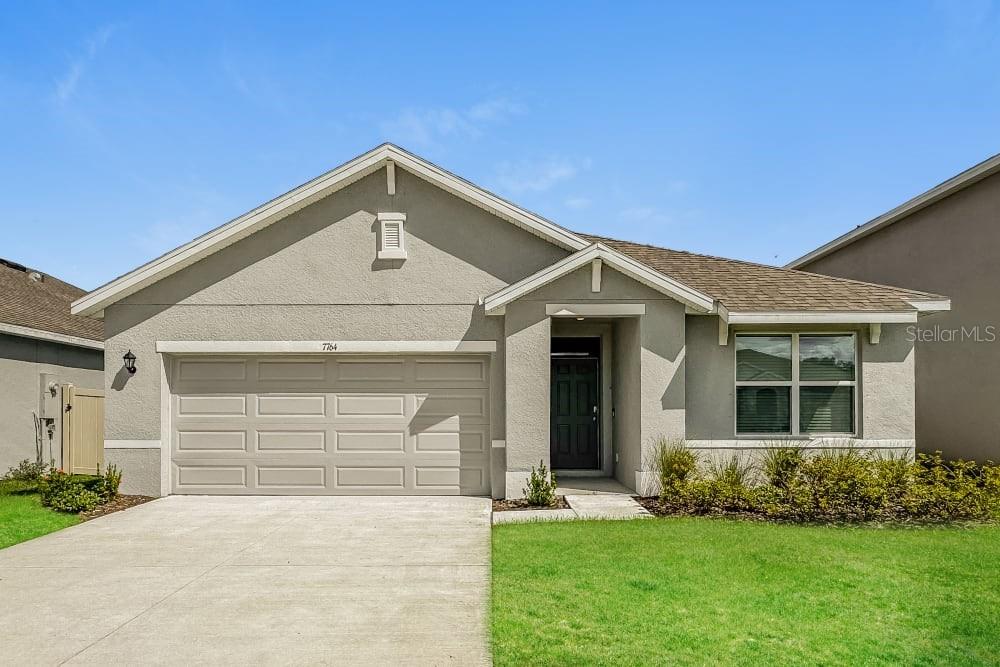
[494,480,651,524]
[0,496,491,666]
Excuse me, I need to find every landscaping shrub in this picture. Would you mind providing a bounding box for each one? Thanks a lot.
[652,439,698,500]
[38,470,100,513]
[36,465,123,513]
[760,446,804,489]
[523,461,557,507]
[102,464,122,500]
[647,443,1000,523]
[3,459,49,483]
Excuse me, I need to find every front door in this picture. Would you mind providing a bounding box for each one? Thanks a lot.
[550,358,600,469]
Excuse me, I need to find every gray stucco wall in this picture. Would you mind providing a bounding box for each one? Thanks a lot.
[685,319,915,443]
[799,171,1000,461]
[104,166,568,496]
[613,317,641,490]
[104,448,160,496]
[0,334,103,473]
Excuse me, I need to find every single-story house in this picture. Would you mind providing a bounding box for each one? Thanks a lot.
[71,145,949,498]
[787,153,1000,462]
[0,259,104,473]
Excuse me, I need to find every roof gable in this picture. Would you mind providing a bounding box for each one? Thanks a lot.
[484,243,716,314]
[72,144,589,318]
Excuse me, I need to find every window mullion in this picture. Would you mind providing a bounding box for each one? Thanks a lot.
[791,334,800,436]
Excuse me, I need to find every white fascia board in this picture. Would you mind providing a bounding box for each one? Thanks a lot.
[545,303,646,317]
[786,152,1000,269]
[72,144,589,318]
[727,311,918,324]
[484,243,715,314]
[0,322,104,350]
[907,299,951,312]
[155,340,497,354]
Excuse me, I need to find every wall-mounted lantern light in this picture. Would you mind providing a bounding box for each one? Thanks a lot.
[123,349,137,375]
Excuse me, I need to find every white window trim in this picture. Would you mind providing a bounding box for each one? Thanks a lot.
[734,332,858,438]
[377,211,406,260]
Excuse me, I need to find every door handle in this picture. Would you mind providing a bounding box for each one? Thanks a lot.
[592,405,598,422]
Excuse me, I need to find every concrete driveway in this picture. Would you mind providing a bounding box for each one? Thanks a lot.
[0,496,491,665]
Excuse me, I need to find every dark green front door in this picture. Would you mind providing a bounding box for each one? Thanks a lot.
[550,358,600,469]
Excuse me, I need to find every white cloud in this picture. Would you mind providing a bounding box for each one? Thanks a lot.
[55,24,118,104]
[495,157,591,195]
[565,197,591,210]
[380,97,524,147]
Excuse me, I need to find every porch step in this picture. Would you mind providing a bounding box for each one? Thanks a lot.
[564,494,651,520]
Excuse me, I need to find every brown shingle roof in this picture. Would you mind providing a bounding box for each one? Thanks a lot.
[0,259,103,341]
[580,234,944,312]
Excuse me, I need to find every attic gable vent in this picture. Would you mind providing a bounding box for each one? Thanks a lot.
[377,212,407,260]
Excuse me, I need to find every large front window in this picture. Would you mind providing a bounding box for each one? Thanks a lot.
[735,333,857,435]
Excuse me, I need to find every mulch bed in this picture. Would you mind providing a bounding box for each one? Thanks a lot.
[492,496,571,512]
[79,494,155,521]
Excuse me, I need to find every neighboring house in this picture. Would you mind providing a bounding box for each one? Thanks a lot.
[787,154,1000,462]
[0,259,104,473]
[71,145,948,499]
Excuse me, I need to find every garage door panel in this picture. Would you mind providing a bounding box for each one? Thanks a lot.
[334,394,406,417]
[335,430,406,453]
[177,359,247,382]
[414,429,487,454]
[176,395,247,417]
[256,359,327,382]
[176,430,248,453]
[171,354,490,496]
[413,392,488,420]
[414,359,487,384]
[336,360,406,383]
[256,465,327,489]
[257,394,327,416]
[175,463,248,489]
[256,429,328,453]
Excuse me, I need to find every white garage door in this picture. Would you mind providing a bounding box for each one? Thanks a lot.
[169,355,490,495]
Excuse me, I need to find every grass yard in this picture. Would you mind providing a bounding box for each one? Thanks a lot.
[0,480,80,550]
[492,518,1000,666]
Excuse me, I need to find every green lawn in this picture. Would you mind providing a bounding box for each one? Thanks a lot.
[0,481,80,550]
[492,518,1000,666]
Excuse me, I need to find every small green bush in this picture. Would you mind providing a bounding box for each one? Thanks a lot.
[523,461,557,507]
[38,470,102,513]
[3,459,49,482]
[761,446,804,489]
[102,464,122,501]
[651,439,698,501]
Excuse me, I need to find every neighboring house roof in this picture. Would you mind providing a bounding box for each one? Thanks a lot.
[70,144,949,323]
[584,235,946,314]
[0,258,104,349]
[785,151,1000,269]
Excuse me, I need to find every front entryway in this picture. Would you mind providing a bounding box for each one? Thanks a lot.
[550,337,601,469]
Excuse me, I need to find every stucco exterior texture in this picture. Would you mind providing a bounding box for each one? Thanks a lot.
[102,166,916,498]
[0,334,103,473]
[800,171,1000,462]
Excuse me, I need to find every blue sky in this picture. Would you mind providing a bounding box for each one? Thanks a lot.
[3,1,1000,290]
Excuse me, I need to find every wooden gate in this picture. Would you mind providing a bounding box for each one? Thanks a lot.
[61,385,105,475]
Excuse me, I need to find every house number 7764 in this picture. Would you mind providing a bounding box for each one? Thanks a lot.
[321,342,338,351]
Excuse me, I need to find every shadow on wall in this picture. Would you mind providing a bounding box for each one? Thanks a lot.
[111,365,132,392]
